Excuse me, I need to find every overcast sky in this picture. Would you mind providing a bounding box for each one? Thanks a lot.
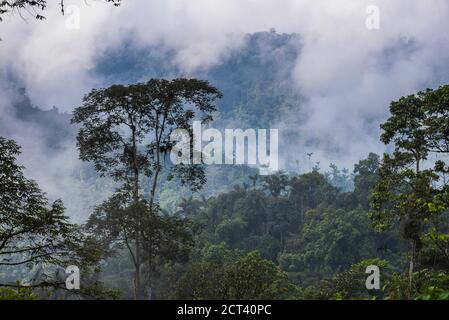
[1,0,449,219]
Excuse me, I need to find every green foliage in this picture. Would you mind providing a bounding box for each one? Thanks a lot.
[73,78,221,299]
[77,281,122,300]
[0,137,77,276]
[175,165,398,295]
[415,271,449,300]
[72,79,221,193]
[226,251,297,300]
[86,195,193,298]
[385,270,449,300]
[0,137,115,299]
[199,242,242,265]
[175,251,298,300]
[261,172,290,197]
[284,207,377,283]
[371,85,449,290]
[289,171,339,225]
[0,287,37,300]
[299,259,389,300]
[215,217,247,245]
[5,73,449,301]
[353,153,380,209]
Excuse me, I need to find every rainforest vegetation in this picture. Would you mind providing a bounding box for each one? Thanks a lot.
[1,1,449,301]
[1,81,449,300]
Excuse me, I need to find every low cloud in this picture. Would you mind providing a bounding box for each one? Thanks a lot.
[2,0,449,216]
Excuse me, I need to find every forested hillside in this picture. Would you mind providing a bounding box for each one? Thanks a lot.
[95,31,302,128]
[1,30,449,301]
[0,31,303,218]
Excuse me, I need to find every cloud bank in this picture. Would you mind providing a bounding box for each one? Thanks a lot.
[2,0,449,217]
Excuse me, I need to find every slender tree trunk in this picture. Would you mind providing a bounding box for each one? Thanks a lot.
[407,156,420,298]
[146,247,153,300]
[131,126,140,204]
[131,125,142,299]
[149,113,164,209]
[135,236,141,299]
[408,238,416,299]
[149,165,160,208]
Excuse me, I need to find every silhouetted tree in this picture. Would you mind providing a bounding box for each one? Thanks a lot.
[371,86,449,295]
[72,79,221,299]
[0,137,76,273]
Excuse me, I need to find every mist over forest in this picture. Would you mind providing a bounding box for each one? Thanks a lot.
[1,0,449,302]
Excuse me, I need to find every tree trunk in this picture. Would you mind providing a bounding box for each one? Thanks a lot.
[131,125,142,299]
[408,156,420,299]
[408,239,416,299]
[135,236,142,299]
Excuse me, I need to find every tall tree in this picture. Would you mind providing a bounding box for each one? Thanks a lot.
[261,171,290,198]
[371,86,449,296]
[0,137,77,286]
[72,79,222,299]
[353,153,380,209]
[289,171,338,226]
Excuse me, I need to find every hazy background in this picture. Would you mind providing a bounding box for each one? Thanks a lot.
[1,0,449,220]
